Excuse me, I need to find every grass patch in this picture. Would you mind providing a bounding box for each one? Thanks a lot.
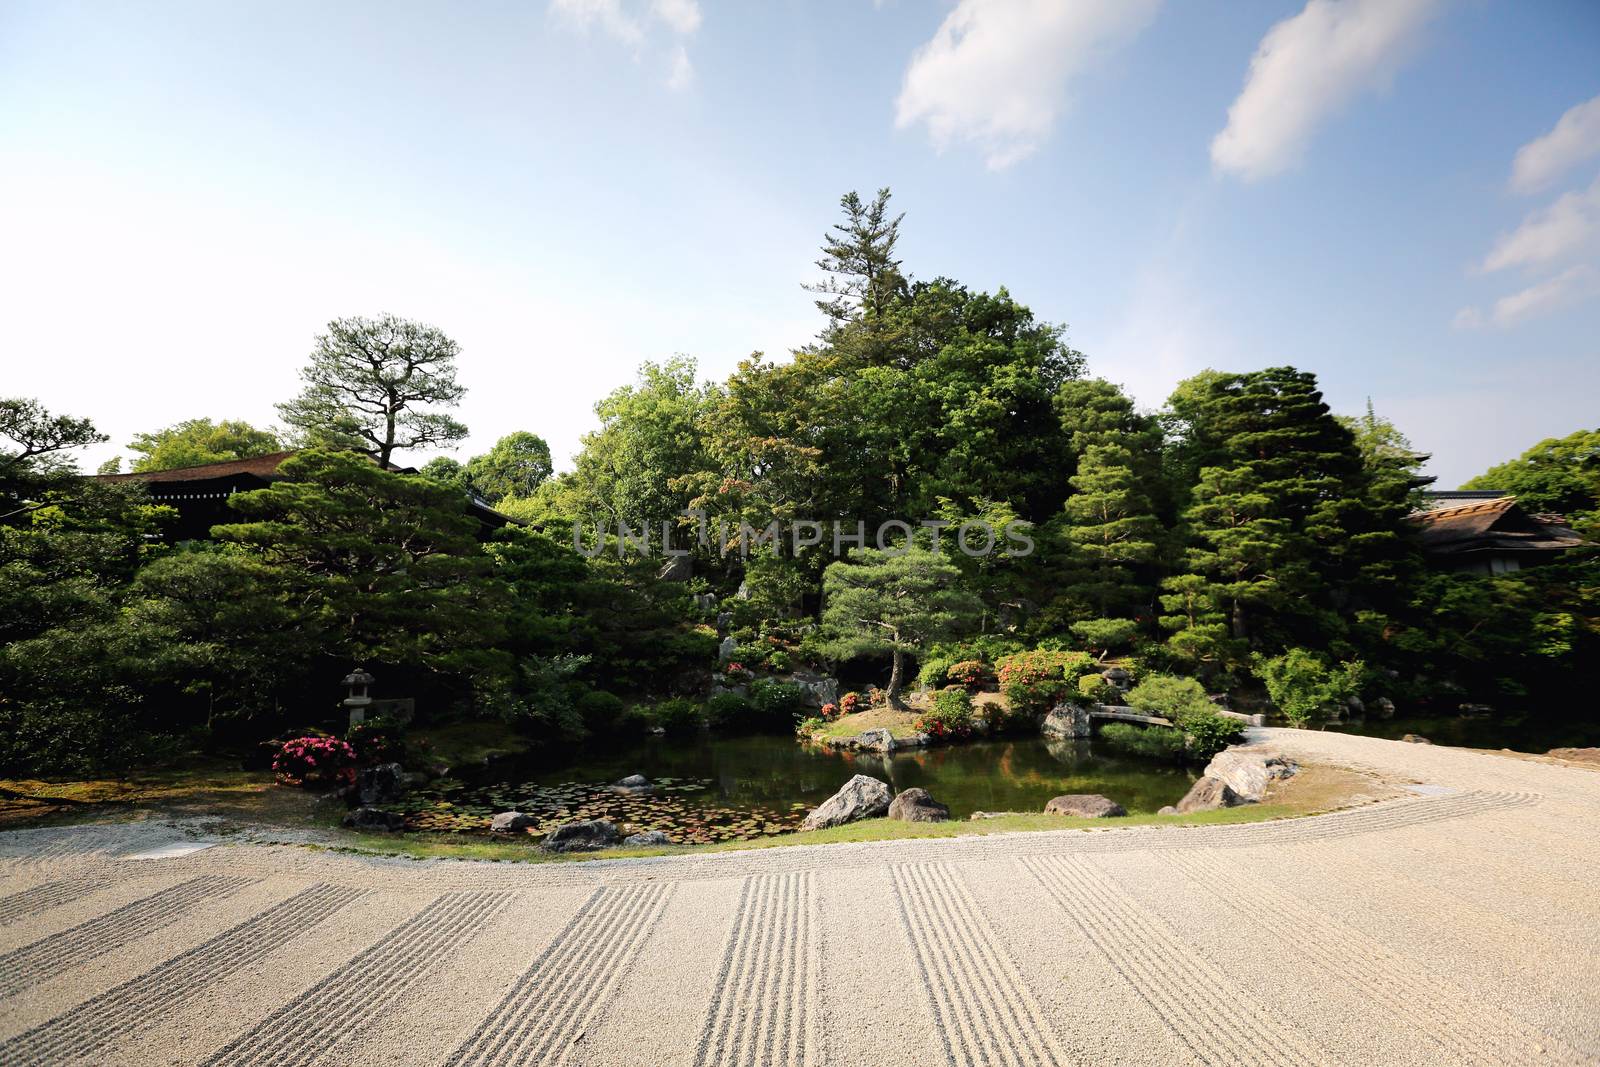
[0,758,311,829]
[809,706,926,743]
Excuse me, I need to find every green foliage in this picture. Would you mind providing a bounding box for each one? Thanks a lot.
[1461,427,1600,521]
[1098,722,1186,760]
[794,716,826,741]
[127,418,282,473]
[465,431,553,503]
[1179,707,1244,761]
[995,649,1093,717]
[1069,618,1140,658]
[915,686,976,740]
[1251,649,1365,728]
[705,692,755,732]
[747,678,808,731]
[646,697,704,737]
[917,653,958,689]
[276,314,468,466]
[1078,673,1117,703]
[820,548,982,706]
[1125,674,1213,720]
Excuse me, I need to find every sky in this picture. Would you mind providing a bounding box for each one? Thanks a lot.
[2,0,1598,489]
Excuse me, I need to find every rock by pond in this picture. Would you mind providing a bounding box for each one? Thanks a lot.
[352,762,407,807]
[1172,776,1242,813]
[888,787,950,823]
[1402,734,1433,745]
[623,829,672,846]
[1202,747,1298,802]
[613,774,653,793]
[801,774,893,830]
[1044,794,1127,818]
[490,811,537,833]
[1041,703,1091,740]
[543,819,623,852]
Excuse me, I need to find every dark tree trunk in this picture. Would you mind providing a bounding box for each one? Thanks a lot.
[886,648,907,709]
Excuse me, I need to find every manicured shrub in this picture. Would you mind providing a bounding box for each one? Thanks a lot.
[647,698,704,737]
[748,678,808,731]
[1070,618,1141,658]
[705,692,754,732]
[1252,650,1366,729]
[917,653,957,689]
[576,690,630,736]
[1077,674,1118,704]
[722,661,753,684]
[915,687,975,741]
[1098,722,1187,760]
[767,650,792,673]
[1124,674,1213,720]
[946,660,993,690]
[794,716,826,741]
[996,650,1095,717]
[839,691,862,716]
[345,718,407,766]
[1179,707,1243,761]
[273,735,358,788]
[818,701,840,722]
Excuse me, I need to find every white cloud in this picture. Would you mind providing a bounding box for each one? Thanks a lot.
[1481,174,1600,272]
[1210,0,1439,181]
[1456,265,1600,329]
[1510,94,1600,195]
[548,0,701,89]
[895,0,1160,170]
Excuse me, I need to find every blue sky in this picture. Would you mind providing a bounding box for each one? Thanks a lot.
[2,0,1597,488]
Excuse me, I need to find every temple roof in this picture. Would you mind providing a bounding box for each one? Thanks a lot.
[1407,497,1587,557]
[97,451,300,483]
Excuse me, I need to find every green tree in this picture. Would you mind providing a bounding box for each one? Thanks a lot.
[276,314,468,466]
[820,548,982,707]
[2,397,106,518]
[1058,441,1163,619]
[127,418,282,473]
[466,431,553,503]
[213,449,502,672]
[419,456,471,493]
[805,187,908,331]
[1462,428,1600,521]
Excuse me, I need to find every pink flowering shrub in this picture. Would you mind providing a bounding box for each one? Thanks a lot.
[839,692,862,716]
[819,702,841,722]
[273,735,358,788]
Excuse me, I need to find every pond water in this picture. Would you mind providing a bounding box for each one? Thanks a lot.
[1328,708,1600,752]
[395,734,1200,844]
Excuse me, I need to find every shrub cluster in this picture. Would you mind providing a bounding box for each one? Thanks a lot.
[996,649,1095,717]
[915,687,975,740]
[272,735,358,788]
[1098,721,1187,760]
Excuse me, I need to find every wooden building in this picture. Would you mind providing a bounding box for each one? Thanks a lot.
[1407,495,1588,576]
[96,451,514,543]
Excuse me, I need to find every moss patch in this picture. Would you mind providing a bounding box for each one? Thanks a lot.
[0,760,313,828]
[809,707,926,743]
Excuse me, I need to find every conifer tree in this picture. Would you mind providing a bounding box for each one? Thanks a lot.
[1059,441,1162,618]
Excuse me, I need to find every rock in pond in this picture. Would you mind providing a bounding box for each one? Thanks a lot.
[613,774,653,793]
[1044,794,1127,818]
[352,762,407,806]
[888,788,950,823]
[343,807,405,832]
[801,774,893,831]
[1373,696,1396,719]
[1202,747,1298,802]
[1172,775,1243,814]
[490,811,538,834]
[1040,703,1091,740]
[623,829,671,846]
[853,728,897,753]
[1402,734,1432,745]
[543,819,623,852]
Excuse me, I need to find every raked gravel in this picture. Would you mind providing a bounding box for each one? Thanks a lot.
[0,727,1597,1066]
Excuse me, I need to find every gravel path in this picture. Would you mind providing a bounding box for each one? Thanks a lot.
[0,728,1597,1066]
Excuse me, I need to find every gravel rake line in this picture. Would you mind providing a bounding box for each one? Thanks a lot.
[0,883,366,1067]
[0,876,112,927]
[1167,851,1589,1067]
[202,890,510,1067]
[890,862,1075,1067]
[447,882,674,1066]
[1021,855,1326,1067]
[0,874,252,999]
[694,871,818,1067]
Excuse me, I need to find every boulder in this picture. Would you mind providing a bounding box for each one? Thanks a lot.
[1402,734,1433,745]
[853,728,897,754]
[1202,747,1298,802]
[1458,703,1493,717]
[968,811,1012,820]
[718,635,738,662]
[1547,747,1600,765]
[352,762,407,807]
[623,829,672,846]
[1373,696,1396,719]
[657,555,692,582]
[716,612,734,632]
[1040,703,1091,740]
[613,774,653,793]
[1044,794,1127,818]
[1172,776,1243,814]
[887,788,950,823]
[801,775,893,831]
[343,807,405,832]
[490,811,538,834]
[790,674,840,709]
[1156,805,1179,816]
[543,819,623,852]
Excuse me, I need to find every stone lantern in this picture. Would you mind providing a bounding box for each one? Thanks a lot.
[342,667,375,728]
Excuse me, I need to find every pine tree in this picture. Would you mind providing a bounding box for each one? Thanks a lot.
[1059,441,1162,618]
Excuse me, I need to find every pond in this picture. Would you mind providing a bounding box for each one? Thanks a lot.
[393,733,1200,844]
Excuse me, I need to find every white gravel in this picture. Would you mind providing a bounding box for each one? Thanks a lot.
[0,728,1597,1066]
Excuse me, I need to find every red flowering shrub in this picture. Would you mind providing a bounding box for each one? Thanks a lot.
[946,660,993,690]
[914,687,975,741]
[819,702,841,722]
[273,735,358,788]
[839,692,862,716]
[723,661,752,684]
[996,650,1095,718]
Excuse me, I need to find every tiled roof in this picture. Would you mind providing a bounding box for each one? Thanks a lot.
[96,451,297,483]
